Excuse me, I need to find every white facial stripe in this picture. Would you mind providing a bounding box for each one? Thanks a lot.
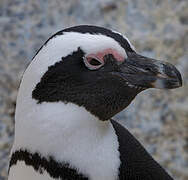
[49,32,127,58]
[30,32,127,78]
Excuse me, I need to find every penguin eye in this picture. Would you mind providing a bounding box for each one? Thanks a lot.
[84,55,104,70]
[89,58,102,66]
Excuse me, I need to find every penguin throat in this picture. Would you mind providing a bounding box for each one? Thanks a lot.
[13,102,111,154]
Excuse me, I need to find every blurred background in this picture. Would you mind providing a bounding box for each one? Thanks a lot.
[0,0,187,179]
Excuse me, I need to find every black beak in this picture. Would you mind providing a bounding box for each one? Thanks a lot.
[117,52,182,89]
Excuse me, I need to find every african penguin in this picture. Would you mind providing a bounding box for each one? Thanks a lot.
[8,25,182,180]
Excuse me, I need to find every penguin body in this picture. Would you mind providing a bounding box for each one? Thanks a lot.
[8,25,182,180]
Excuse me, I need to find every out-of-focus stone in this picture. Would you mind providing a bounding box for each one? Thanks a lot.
[0,0,187,179]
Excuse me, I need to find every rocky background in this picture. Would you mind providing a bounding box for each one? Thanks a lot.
[0,0,188,179]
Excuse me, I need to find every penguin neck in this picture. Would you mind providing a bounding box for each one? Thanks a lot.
[13,100,111,157]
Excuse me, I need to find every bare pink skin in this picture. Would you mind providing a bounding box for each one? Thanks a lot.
[87,48,125,63]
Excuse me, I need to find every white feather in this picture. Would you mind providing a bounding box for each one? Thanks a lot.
[9,161,54,180]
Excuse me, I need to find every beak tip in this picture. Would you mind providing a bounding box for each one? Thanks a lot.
[152,62,183,89]
[170,66,183,88]
[177,71,183,87]
[171,64,183,87]
[151,75,183,89]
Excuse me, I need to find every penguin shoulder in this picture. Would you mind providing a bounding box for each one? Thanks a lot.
[110,120,174,180]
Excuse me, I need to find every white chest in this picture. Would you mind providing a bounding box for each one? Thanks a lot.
[10,102,120,180]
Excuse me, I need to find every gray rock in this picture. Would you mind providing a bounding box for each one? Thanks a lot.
[0,0,187,179]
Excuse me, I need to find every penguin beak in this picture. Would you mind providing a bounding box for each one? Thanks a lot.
[117,52,182,89]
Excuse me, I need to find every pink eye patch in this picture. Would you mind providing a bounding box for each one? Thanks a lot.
[87,48,125,63]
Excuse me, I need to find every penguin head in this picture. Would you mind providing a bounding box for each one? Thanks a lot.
[20,25,182,121]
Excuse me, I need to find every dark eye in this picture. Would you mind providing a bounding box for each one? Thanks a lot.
[89,58,102,66]
[84,55,104,70]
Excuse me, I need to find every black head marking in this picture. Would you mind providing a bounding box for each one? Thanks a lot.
[32,25,182,121]
[32,48,140,121]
